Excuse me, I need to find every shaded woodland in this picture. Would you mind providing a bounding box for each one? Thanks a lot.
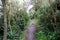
[0,0,60,40]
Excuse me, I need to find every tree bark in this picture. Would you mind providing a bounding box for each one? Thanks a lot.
[1,0,7,40]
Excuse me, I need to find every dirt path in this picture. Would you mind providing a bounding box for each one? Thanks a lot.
[25,19,36,40]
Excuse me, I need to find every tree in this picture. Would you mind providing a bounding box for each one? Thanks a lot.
[1,0,7,40]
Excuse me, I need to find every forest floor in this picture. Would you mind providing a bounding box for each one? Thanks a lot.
[25,19,36,40]
[20,19,37,40]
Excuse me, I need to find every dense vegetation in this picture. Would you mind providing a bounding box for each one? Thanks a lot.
[0,0,60,40]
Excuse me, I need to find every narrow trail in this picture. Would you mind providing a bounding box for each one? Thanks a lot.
[25,19,36,40]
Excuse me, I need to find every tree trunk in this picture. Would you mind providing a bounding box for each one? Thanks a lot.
[1,0,7,40]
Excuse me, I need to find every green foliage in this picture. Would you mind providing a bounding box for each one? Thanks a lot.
[7,10,29,40]
[36,31,48,40]
[35,2,60,40]
[0,0,60,40]
[36,29,56,40]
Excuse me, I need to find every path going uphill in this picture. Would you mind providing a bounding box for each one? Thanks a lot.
[25,19,36,40]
